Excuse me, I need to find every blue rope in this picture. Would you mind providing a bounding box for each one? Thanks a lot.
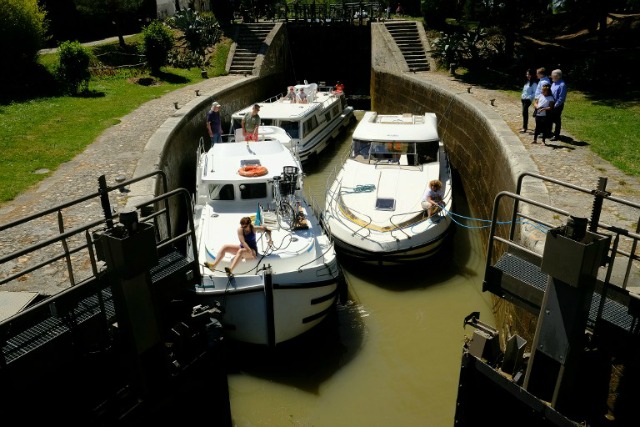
[441,207,553,234]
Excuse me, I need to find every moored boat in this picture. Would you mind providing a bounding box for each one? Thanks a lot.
[230,81,354,163]
[187,129,342,346]
[322,112,453,265]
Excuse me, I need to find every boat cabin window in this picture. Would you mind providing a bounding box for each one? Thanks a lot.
[302,116,319,138]
[369,141,404,163]
[281,120,299,139]
[332,105,340,118]
[240,182,268,200]
[351,139,372,159]
[209,184,234,200]
[416,140,439,164]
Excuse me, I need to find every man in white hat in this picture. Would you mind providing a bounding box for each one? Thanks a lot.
[207,101,223,144]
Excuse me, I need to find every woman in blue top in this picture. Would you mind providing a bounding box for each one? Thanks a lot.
[520,69,537,133]
[204,216,272,276]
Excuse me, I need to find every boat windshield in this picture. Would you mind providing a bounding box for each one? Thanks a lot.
[280,121,300,139]
[208,182,268,200]
[240,182,268,200]
[209,184,234,200]
[352,140,420,164]
[416,140,440,163]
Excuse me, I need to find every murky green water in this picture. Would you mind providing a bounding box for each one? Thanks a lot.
[225,111,495,427]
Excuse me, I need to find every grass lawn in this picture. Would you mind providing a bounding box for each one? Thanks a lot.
[0,37,231,205]
[1,32,638,206]
[499,88,640,177]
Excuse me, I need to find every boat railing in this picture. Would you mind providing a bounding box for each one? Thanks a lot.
[388,209,432,240]
[264,93,282,104]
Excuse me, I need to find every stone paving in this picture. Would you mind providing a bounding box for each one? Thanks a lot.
[1,70,639,296]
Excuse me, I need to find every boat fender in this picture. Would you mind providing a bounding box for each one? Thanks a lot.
[238,165,269,177]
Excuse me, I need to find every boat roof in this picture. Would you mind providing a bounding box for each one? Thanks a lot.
[231,86,343,121]
[352,112,440,142]
[202,139,300,182]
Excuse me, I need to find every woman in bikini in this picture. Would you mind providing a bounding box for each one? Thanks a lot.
[204,216,272,275]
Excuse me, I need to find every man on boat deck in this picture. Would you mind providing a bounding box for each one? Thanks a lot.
[285,86,297,103]
[297,88,308,103]
[334,80,344,93]
[206,101,222,145]
[242,104,261,141]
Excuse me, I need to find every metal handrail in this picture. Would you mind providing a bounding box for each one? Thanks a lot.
[488,172,640,292]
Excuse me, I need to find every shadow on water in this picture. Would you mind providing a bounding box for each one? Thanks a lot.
[223,300,366,394]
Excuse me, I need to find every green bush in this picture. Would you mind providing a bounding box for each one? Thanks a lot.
[0,0,48,75]
[56,41,92,95]
[141,20,175,74]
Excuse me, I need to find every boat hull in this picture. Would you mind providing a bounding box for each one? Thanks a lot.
[192,272,339,346]
[330,218,452,265]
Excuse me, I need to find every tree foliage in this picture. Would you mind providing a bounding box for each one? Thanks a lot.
[0,0,49,72]
[73,0,145,47]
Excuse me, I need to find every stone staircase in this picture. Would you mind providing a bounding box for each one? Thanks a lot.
[384,21,429,72]
[228,23,276,75]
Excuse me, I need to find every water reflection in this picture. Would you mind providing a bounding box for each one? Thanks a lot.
[226,111,495,427]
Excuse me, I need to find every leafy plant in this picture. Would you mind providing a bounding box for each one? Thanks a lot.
[167,9,221,67]
[141,20,174,74]
[431,32,463,67]
[56,40,92,95]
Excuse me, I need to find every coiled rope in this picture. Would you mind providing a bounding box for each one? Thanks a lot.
[341,184,376,194]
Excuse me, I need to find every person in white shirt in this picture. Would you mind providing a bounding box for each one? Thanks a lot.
[297,88,308,103]
[421,179,444,218]
[532,84,555,145]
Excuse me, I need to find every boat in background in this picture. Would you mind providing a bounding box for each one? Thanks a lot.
[188,131,342,346]
[230,81,354,163]
[322,112,453,265]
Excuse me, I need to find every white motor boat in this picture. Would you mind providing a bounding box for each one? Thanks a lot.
[230,81,354,163]
[322,112,453,265]
[187,128,342,346]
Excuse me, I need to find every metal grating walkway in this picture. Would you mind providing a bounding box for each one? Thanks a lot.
[490,252,635,333]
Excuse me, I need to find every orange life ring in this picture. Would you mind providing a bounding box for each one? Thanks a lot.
[238,165,269,177]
